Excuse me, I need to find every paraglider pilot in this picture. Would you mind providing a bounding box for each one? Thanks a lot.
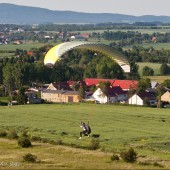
[79,121,91,139]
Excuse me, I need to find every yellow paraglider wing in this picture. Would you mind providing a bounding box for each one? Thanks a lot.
[44,41,130,72]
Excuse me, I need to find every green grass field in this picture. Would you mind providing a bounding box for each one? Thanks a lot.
[137,62,170,82]
[0,43,45,51]
[137,62,163,76]
[78,28,170,34]
[0,43,46,58]
[0,104,170,168]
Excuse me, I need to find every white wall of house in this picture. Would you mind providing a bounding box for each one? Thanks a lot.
[128,94,143,105]
[92,88,107,103]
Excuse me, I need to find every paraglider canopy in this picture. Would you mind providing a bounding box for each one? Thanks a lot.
[44,41,130,73]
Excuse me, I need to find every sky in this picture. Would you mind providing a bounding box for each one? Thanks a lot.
[0,0,170,16]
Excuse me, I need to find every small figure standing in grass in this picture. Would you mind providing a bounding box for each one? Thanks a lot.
[79,121,91,139]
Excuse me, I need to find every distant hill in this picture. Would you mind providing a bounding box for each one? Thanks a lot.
[1,3,170,24]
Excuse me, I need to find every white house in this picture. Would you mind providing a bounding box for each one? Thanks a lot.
[128,91,157,106]
[161,91,170,103]
[92,86,127,104]
[92,88,108,103]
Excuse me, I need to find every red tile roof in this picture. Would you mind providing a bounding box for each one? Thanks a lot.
[85,78,138,90]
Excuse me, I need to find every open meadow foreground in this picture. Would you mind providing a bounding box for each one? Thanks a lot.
[0,103,170,169]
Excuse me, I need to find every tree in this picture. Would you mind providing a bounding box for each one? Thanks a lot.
[162,79,170,88]
[3,63,23,95]
[17,87,27,104]
[3,64,16,95]
[98,81,111,100]
[156,84,165,108]
[142,66,154,76]
[137,78,151,92]
[78,86,85,101]
[129,61,140,80]
[160,63,170,75]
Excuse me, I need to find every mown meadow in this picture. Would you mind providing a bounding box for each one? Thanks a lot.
[0,103,170,169]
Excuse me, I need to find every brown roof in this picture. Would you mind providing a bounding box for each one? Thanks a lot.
[137,91,156,100]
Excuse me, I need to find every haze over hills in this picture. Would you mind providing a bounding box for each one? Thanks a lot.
[1,3,170,24]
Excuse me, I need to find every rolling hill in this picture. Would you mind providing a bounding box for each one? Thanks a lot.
[1,3,170,24]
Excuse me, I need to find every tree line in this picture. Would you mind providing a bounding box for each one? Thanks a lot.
[0,46,140,96]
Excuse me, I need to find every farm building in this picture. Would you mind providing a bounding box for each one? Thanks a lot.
[41,89,80,103]
[92,86,127,104]
[128,91,157,106]
[161,91,170,103]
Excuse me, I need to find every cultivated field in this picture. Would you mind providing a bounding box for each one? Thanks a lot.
[0,103,170,169]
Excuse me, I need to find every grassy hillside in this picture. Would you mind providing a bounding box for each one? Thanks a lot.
[0,138,157,170]
[0,103,170,169]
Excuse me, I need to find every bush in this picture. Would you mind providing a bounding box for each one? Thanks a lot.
[0,130,7,137]
[23,153,37,163]
[153,162,164,168]
[31,136,42,142]
[18,131,32,148]
[89,138,100,150]
[111,154,119,161]
[55,139,63,145]
[18,137,32,148]
[7,129,18,139]
[120,148,137,163]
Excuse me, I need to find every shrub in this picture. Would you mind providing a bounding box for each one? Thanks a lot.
[89,138,100,150]
[55,139,63,145]
[0,130,7,137]
[111,154,119,161]
[120,148,137,163]
[153,162,164,168]
[7,129,18,139]
[31,136,42,142]
[18,137,32,148]
[23,153,37,163]
[18,131,32,148]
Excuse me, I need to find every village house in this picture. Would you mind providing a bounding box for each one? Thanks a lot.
[47,82,72,91]
[92,86,128,104]
[161,91,170,103]
[151,81,160,89]
[25,88,42,104]
[128,91,157,106]
[41,89,80,103]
